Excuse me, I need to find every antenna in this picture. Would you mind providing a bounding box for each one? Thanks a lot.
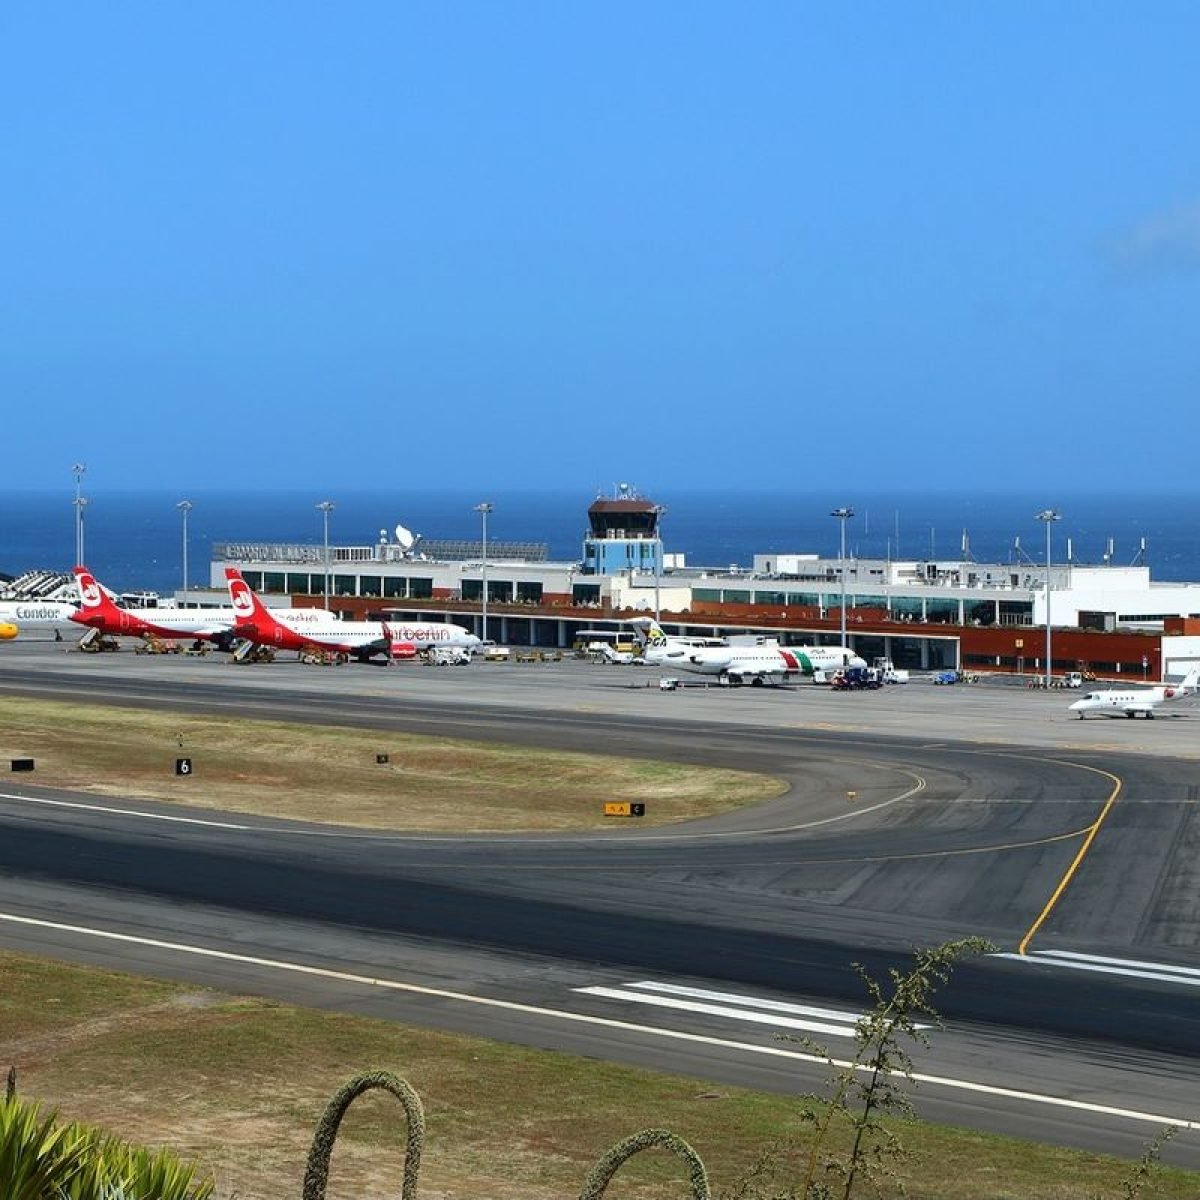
[1130,536,1147,567]
[395,524,416,552]
[1013,536,1037,566]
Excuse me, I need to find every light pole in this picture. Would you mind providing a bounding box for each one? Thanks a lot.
[316,500,335,605]
[1036,509,1061,688]
[72,462,86,566]
[831,506,854,664]
[474,502,493,642]
[652,504,666,622]
[177,500,193,607]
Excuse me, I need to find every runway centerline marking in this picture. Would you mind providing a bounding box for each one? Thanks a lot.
[0,909,1195,1133]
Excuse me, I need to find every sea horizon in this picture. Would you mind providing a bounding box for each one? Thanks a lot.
[3,487,1198,596]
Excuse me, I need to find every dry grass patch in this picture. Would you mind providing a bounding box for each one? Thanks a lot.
[0,697,785,830]
[3,951,1198,1200]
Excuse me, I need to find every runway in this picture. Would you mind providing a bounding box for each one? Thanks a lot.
[2,641,1199,1165]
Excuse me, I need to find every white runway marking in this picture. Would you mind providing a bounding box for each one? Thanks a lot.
[0,909,1196,1131]
[994,949,1200,987]
[575,980,931,1039]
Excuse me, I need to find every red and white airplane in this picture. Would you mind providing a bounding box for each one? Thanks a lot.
[225,568,479,662]
[72,567,244,649]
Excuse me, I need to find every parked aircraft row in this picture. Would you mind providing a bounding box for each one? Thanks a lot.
[3,568,479,662]
[5,579,1200,719]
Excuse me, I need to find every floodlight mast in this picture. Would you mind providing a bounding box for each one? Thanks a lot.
[316,501,335,605]
[72,463,87,566]
[177,500,193,606]
[475,502,494,642]
[830,506,854,662]
[1036,509,1061,688]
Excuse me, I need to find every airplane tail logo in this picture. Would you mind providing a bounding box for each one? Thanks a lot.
[74,567,106,610]
[629,617,668,647]
[225,569,261,623]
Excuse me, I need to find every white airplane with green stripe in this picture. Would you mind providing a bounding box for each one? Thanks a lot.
[630,618,864,684]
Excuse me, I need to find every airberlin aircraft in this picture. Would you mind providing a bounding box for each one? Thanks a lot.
[72,567,244,648]
[225,568,479,662]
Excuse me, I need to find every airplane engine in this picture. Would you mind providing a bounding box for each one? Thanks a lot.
[390,641,418,660]
[0,622,19,640]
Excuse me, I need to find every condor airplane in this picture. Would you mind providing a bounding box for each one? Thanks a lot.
[0,600,80,638]
[225,568,479,661]
[1068,667,1200,719]
[72,567,243,648]
[630,617,865,684]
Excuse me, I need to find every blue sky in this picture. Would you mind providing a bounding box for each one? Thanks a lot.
[3,3,1199,493]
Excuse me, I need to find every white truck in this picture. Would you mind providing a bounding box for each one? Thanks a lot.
[872,657,909,684]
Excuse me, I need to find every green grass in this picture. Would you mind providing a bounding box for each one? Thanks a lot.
[0,697,786,830]
[2,951,1196,1200]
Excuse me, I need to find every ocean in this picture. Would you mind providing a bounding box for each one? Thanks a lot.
[1,488,1198,596]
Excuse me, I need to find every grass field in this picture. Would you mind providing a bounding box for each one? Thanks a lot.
[2,950,1196,1200]
[0,697,786,830]
[1,697,1194,1197]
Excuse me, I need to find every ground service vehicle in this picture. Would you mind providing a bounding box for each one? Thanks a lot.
[872,657,909,683]
[831,666,881,690]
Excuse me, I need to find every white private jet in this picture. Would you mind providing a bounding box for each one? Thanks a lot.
[629,618,865,685]
[1068,667,1200,719]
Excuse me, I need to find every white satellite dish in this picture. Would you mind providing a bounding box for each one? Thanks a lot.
[395,524,416,552]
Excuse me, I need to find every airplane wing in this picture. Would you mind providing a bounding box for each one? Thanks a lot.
[727,665,786,680]
[1120,701,1157,716]
[189,621,235,638]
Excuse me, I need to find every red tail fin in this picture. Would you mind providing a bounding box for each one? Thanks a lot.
[73,566,123,619]
[224,568,275,632]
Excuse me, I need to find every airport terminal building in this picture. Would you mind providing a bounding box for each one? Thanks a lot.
[209,493,1200,682]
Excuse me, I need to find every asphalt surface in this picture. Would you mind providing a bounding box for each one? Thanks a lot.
[2,638,1199,1167]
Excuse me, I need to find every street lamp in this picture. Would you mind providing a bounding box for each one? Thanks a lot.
[474,502,493,642]
[316,500,335,605]
[71,462,86,566]
[177,500,193,607]
[830,506,854,664]
[652,504,667,622]
[1036,509,1061,688]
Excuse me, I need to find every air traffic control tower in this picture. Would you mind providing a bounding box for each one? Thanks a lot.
[581,484,663,576]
